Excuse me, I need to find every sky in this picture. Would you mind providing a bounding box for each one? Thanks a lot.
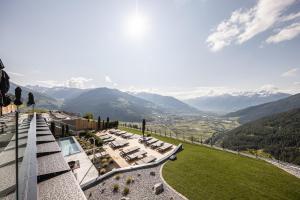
[1,0,300,99]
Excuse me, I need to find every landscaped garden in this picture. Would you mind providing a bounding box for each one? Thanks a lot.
[119,127,300,200]
[75,133,119,175]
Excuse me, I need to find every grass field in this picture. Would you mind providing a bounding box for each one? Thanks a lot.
[120,127,300,200]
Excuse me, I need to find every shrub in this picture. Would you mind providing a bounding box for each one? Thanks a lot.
[99,168,106,175]
[112,184,119,192]
[101,158,108,163]
[122,187,130,196]
[126,176,133,185]
[102,162,108,168]
[115,174,120,180]
[108,157,114,164]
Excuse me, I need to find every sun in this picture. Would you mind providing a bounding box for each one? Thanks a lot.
[125,13,149,39]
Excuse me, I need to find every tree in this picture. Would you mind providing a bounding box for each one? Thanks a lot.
[27,92,35,112]
[61,124,65,137]
[0,59,10,116]
[83,112,94,120]
[50,122,55,135]
[66,124,69,136]
[106,117,110,129]
[102,120,105,129]
[14,87,23,109]
[142,119,146,138]
[97,116,101,130]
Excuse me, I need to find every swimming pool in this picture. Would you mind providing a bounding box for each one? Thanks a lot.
[58,137,81,156]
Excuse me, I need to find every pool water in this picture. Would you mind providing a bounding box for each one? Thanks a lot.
[58,137,81,156]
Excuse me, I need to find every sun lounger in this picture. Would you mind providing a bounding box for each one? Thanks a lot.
[151,141,164,149]
[120,146,140,157]
[109,140,129,149]
[100,135,111,140]
[138,137,152,143]
[121,133,133,139]
[103,137,115,143]
[157,143,173,152]
[135,155,156,165]
[145,138,158,145]
[125,150,147,161]
[115,131,126,136]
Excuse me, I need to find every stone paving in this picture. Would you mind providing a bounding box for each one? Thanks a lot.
[84,165,185,200]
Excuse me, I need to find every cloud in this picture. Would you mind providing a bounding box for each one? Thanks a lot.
[294,82,300,85]
[266,23,300,43]
[105,75,118,86]
[7,71,25,77]
[206,0,296,51]
[281,68,299,77]
[105,75,112,83]
[280,12,300,22]
[258,84,279,92]
[65,77,92,88]
[37,77,92,88]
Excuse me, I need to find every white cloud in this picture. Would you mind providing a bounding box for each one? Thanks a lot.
[105,75,112,83]
[258,84,279,92]
[281,68,299,77]
[280,12,300,22]
[266,23,300,43]
[65,77,92,88]
[37,77,92,89]
[104,75,118,87]
[294,82,300,85]
[206,0,296,51]
[7,71,25,77]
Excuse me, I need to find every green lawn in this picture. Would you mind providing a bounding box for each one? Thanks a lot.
[120,127,300,200]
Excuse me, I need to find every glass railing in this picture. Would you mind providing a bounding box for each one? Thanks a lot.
[0,112,36,200]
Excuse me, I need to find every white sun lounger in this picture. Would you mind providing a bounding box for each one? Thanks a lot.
[157,143,173,152]
[109,140,129,148]
[151,141,164,149]
[125,150,147,161]
[138,137,152,143]
[120,146,140,157]
[145,138,158,145]
[135,155,156,165]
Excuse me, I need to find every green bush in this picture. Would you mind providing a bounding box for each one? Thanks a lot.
[115,174,120,180]
[122,187,129,196]
[112,184,119,192]
[126,176,134,185]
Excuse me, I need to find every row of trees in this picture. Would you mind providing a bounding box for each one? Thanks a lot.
[0,59,35,115]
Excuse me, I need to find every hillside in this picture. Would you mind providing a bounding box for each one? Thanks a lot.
[120,127,300,200]
[185,91,290,114]
[9,82,62,109]
[134,92,201,115]
[62,88,165,121]
[226,93,300,123]
[221,108,300,165]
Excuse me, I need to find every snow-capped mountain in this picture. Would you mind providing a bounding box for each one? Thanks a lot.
[185,91,291,114]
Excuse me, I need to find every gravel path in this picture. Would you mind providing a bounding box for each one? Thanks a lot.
[84,165,185,200]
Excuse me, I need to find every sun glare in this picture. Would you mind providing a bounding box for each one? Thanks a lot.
[125,13,149,39]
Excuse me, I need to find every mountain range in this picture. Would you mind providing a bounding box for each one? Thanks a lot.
[185,92,290,114]
[62,88,164,121]
[226,93,300,123]
[9,83,62,109]
[132,92,201,115]
[18,84,300,123]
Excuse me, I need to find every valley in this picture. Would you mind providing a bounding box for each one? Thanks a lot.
[145,115,239,141]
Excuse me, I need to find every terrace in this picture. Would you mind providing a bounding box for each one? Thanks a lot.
[96,129,176,168]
